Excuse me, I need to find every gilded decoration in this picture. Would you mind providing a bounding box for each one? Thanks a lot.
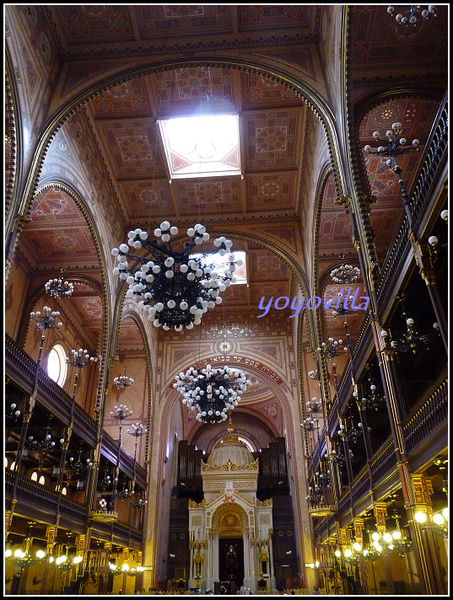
[219,511,242,537]
[201,458,258,472]
[89,511,118,523]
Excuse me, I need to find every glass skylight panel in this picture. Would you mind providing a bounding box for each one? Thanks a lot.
[190,251,247,285]
[158,114,241,179]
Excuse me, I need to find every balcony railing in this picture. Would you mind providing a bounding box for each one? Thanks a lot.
[5,336,147,494]
[370,439,397,485]
[376,96,448,306]
[404,380,448,455]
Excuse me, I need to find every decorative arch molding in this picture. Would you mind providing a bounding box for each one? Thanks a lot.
[28,180,112,417]
[345,88,444,298]
[4,61,19,233]
[158,353,299,481]
[197,422,264,457]
[296,164,335,410]
[210,497,250,531]
[6,56,347,258]
[351,89,444,208]
[155,357,306,595]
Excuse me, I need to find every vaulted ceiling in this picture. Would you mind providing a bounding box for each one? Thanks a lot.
[8,5,448,361]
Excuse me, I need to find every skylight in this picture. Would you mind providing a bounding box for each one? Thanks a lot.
[158,113,241,179]
[190,250,247,285]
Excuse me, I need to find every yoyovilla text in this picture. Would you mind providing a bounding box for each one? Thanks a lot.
[257,287,370,318]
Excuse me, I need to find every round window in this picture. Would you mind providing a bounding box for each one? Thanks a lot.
[47,344,68,386]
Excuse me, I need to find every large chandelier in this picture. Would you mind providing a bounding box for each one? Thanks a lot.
[329,263,360,284]
[173,363,250,424]
[45,274,74,298]
[111,221,242,331]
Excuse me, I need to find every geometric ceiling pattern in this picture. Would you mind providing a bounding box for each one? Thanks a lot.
[11,5,448,359]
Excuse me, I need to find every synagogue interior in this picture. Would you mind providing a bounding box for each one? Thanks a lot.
[4,4,449,596]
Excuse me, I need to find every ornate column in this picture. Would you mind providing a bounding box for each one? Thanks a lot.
[268,529,276,592]
[41,524,58,594]
[405,474,447,594]
[353,518,368,594]
[205,527,215,592]
[374,503,394,595]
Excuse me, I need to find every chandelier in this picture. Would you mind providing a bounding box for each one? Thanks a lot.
[337,419,361,444]
[387,5,437,26]
[174,363,250,424]
[27,418,63,454]
[317,337,348,359]
[98,471,113,491]
[111,221,243,331]
[306,397,323,414]
[363,122,419,170]
[381,304,438,354]
[329,262,360,285]
[67,445,93,477]
[301,416,319,432]
[356,376,385,411]
[44,273,74,298]
[110,403,133,445]
[55,549,83,571]
[114,367,134,389]
[30,306,63,331]
[305,468,331,510]
[67,348,98,370]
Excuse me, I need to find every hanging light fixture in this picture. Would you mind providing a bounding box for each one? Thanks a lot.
[329,262,360,285]
[30,306,63,332]
[301,416,319,432]
[27,417,63,454]
[127,422,147,459]
[387,5,437,26]
[306,397,323,414]
[317,337,348,359]
[356,375,385,412]
[308,369,319,380]
[337,418,361,444]
[114,367,134,390]
[5,525,47,569]
[110,403,132,447]
[67,444,93,477]
[174,363,250,424]
[98,471,113,491]
[380,304,439,354]
[111,222,243,331]
[44,271,74,298]
[364,122,419,171]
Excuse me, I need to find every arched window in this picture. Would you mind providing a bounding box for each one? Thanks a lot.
[39,475,46,485]
[47,344,68,386]
[31,471,38,481]
[237,436,255,453]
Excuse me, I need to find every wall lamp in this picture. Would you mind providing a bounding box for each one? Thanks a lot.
[415,508,448,537]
